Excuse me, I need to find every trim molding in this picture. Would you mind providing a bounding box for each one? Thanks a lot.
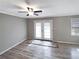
[54,40,79,45]
[0,39,26,55]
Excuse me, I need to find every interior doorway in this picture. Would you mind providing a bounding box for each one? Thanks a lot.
[34,20,53,41]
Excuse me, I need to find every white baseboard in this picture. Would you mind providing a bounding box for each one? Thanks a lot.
[0,39,26,55]
[54,40,79,45]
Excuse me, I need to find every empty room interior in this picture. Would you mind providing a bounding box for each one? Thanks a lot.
[0,0,79,59]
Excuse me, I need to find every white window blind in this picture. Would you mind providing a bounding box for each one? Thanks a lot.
[71,18,79,35]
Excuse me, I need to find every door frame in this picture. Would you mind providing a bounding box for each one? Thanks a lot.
[33,20,53,41]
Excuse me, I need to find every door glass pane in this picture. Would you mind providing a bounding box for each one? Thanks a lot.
[35,23,42,39]
[44,23,50,39]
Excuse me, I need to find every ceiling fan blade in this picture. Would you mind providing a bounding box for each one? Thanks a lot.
[18,11,28,13]
[27,7,33,12]
[26,14,29,16]
[34,10,42,13]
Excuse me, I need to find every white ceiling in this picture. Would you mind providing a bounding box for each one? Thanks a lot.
[0,0,79,18]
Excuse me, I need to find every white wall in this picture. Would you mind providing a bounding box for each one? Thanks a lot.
[27,18,54,40]
[27,19,34,40]
[0,13,27,54]
[53,16,79,44]
[27,16,79,44]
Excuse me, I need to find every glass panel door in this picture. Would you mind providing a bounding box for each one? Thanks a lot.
[34,20,53,41]
[35,22,42,39]
[44,22,50,39]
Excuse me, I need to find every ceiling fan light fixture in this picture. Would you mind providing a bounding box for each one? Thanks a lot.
[27,7,33,12]
[28,11,33,15]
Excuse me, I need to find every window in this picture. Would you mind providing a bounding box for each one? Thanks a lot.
[71,18,79,36]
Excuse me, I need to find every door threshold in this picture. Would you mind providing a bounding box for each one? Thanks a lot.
[34,39,52,42]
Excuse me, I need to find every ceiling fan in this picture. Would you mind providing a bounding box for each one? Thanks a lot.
[18,0,43,16]
[11,0,42,16]
[18,7,42,16]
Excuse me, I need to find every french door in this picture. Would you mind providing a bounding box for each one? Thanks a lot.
[34,20,53,41]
